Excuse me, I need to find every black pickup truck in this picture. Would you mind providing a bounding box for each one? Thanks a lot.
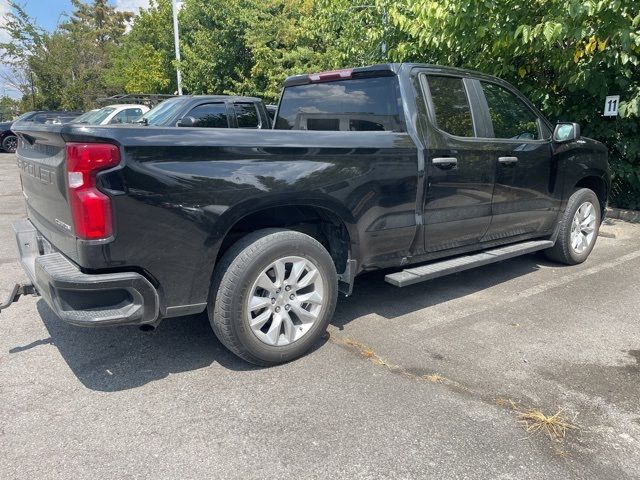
[9,63,609,365]
[136,95,271,129]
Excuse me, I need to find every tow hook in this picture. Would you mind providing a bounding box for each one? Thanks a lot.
[0,283,38,313]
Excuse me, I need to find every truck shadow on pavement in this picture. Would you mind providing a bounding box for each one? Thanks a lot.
[332,253,549,329]
[13,253,549,392]
[30,302,263,391]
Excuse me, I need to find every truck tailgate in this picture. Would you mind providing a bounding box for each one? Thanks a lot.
[12,123,77,259]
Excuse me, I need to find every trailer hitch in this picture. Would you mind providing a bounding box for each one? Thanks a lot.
[0,283,37,313]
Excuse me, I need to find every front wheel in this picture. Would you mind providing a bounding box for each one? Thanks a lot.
[2,135,17,153]
[545,188,601,265]
[209,229,338,366]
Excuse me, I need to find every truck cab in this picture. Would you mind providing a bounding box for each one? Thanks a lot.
[138,95,271,129]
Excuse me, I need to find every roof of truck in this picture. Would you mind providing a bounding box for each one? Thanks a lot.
[283,63,502,87]
[166,95,263,103]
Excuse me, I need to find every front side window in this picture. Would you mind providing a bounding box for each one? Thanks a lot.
[425,75,475,137]
[275,76,405,132]
[234,103,259,128]
[33,114,50,124]
[186,103,229,128]
[481,82,540,140]
[110,110,128,124]
[125,108,143,122]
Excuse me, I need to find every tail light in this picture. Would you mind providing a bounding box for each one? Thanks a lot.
[66,143,121,240]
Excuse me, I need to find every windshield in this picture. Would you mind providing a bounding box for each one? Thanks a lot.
[72,110,101,124]
[139,98,187,126]
[83,107,116,125]
[12,111,35,122]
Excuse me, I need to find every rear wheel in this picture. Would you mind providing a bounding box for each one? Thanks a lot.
[545,188,601,265]
[209,229,338,366]
[2,135,17,153]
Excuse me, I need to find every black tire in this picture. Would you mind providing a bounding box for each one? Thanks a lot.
[545,188,601,265]
[209,228,338,366]
[2,135,17,153]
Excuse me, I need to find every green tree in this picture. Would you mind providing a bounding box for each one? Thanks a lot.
[231,0,329,102]
[0,96,20,121]
[1,0,131,110]
[0,2,45,108]
[177,0,253,95]
[105,0,176,94]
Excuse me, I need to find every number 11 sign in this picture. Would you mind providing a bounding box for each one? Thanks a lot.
[604,95,620,117]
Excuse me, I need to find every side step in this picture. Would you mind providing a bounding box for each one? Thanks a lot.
[385,240,554,287]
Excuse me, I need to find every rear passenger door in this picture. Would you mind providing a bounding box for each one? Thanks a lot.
[476,81,559,240]
[420,74,496,252]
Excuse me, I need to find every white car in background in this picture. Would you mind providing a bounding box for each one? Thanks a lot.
[72,104,149,125]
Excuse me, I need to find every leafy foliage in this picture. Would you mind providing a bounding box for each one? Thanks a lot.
[1,0,131,110]
[105,0,176,94]
[0,96,19,121]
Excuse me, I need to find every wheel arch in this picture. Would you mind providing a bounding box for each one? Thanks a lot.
[574,173,608,216]
[210,196,360,279]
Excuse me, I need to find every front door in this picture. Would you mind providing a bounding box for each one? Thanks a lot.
[420,74,496,252]
[476,80,561,240]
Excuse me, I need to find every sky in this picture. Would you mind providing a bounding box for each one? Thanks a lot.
[0,0,151,98]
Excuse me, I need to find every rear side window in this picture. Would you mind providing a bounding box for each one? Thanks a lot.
[425,76,475,137]
[186,103,229,128]
[275,76,405,132]
[481,82,540,140]
[110,110,128,124]
[234,103,259,128]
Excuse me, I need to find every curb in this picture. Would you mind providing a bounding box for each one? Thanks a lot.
[606,207,640,224]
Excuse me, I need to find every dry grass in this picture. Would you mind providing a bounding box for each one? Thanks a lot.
[339,338,390,367]
[495,396,520,410]
[517,408,577,440]
[331,332,579,447]
[423,373,445,383]
[496,397,578,443]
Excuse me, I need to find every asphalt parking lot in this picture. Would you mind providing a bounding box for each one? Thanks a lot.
[1,151,639,479]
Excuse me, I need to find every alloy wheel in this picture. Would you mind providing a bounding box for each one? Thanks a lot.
[570,201,596,254]
[4,136,17,153]
[246,256,325,346]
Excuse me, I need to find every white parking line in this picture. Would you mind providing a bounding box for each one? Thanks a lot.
[410,249,640,332]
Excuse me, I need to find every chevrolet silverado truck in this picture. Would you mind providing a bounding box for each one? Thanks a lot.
[6,63,609,366]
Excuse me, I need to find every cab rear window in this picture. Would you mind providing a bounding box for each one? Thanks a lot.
[275,76,405,132]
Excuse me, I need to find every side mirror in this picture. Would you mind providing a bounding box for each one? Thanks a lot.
[176,116,197,127]
[553,122,581,142]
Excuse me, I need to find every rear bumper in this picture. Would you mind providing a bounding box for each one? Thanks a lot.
[13,218,159,327]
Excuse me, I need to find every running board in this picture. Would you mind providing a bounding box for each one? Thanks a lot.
[385,240,554,287]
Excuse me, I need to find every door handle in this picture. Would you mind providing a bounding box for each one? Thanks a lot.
[432,157,458,167]
[498,156,518,164]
